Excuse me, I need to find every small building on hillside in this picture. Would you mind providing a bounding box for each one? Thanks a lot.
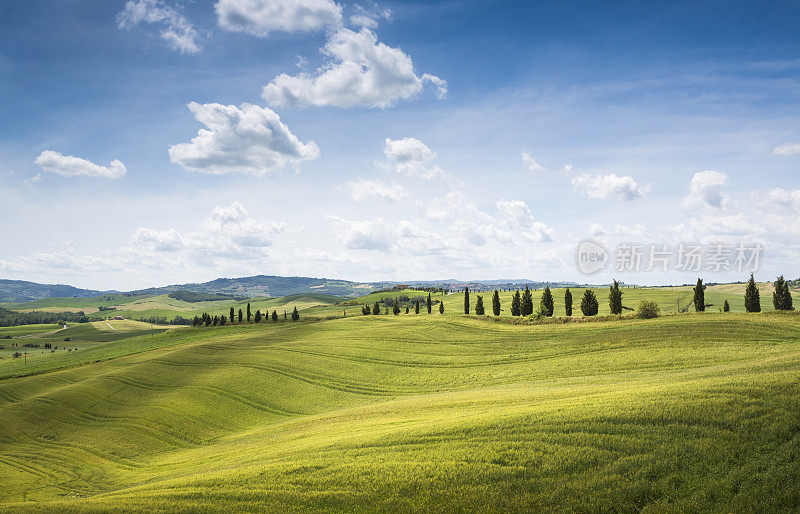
[113,315,124,320]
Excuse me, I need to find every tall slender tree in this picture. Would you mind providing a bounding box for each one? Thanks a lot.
[254,310,262,323]
[238,309,243,323]
[511,290,522,316]
[564,288,573,317]
[540,286,554,317]
[272,310,278,322]
[492,290,501,316]
[521,285,533,316]
[692,278,705,312]
[723,300,730,312]
[745,273,761,313]
[292,306,300,321]
[475,295,485,315]
[609,280,623,315]
[439,301,444,314]
[393,300,401,316]
[373,301,381,315]
[464,287,470,315]
[773,275,794,311]
[415,298,420,314]
[426,293,432,314]
[246,303,252,322]
[230,307,235,324]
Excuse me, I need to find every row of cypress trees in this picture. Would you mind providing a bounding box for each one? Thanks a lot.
[193,303,299,326]
[463,284,606,317]
[362,293,444,315]
[693,274,792,313]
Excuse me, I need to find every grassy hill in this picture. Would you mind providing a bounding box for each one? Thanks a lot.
[0,312,798,510]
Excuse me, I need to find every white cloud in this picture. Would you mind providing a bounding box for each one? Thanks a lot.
[571,172,646,201]
[588,222,605,236]
[168,102,320,176]
[349,3,391,29]
[215,0,342,37]
[762,188,800,210]
[262,28,446,108]
[117,0,201,54]
[521,151,544,172]
[495,199,554,242]
[25,173,43,185]
[325,215,395,250]
[340,179,409,202]
[200,202,286,248]
[683,170,727,209]
[35,151,127,179]
[381,137,443,179]
[132,228,185,252]
[772,143,800,156]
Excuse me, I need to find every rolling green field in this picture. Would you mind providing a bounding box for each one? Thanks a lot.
[0,311,798,511]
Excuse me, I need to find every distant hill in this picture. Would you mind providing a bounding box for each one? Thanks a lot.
[132,275,385,298]
[0,279,111,303]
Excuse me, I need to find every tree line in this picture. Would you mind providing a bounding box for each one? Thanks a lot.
[358,275,795,319]
[192,302,300,327]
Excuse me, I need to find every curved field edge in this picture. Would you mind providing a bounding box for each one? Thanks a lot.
[0,314,798,512]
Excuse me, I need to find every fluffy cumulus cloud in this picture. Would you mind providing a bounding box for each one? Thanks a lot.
[521,151,544,172]
[325,215,395,250]
[35,151,127,179]
[772,143,800,155]
[168,102,320,176]
[349,3,392,29]
[571,172,646,201]
[131,228,185,252]
[381,137,443,179]
[340,178,408,202]
[215,0,342,37]
[683,170,728,209]
[495,199,554,242]
[262,28,446,108]
[117,0,202,54]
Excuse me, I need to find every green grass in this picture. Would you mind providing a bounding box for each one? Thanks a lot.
[0,312,798,511]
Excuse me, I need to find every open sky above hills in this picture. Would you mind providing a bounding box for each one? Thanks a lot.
[2,0,800,290]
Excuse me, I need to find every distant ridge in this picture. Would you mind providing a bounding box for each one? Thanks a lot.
[0,279,112,303]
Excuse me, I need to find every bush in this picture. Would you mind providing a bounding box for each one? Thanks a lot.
[64,337,71,342]
[637,300,660,319]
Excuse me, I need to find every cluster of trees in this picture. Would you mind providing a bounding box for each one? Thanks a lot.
[694,274,792,313]
[362,293,442,315]
[192,303,300,327]
[0,307,89,327]
[137,315,193,325]
[167,291,241,303]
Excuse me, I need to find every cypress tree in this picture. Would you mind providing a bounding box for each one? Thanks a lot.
[692,278,705,312]
[415,298,420,314]
[393,300,401,316]
[254,310,262,323]
[220,315,227,326]
[475,295,485,315]
[272,310,278,322]
[230,307,235,324]
[773,275,794,311]
[405,305,409,314]
[521,285,533,316]
[492,290,501,316]
[540,286,554,317]
[362,304,371,315]
[238,309,243,323]
[439,301,444,314]
[284,311,287,320]
[511,290,521,316]
[745,274,761,313]
[246,303,252,322]
[291,306,299,321]
[464,287,470,315]
[609,280,623,315]
[580,289,599,316]
[723,299,730,312]
[373,301,381,315]
[564,288,573,316]
[426,293,432,314]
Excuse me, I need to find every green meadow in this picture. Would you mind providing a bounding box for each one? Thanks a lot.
[0,309,798,511]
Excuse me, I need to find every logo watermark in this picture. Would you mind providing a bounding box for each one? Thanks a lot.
[576,241,762,275]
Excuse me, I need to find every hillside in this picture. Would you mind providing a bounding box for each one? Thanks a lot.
[0,279,110,303]
[0,313,798,510]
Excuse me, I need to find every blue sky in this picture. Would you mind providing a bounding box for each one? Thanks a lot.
[2,0,800,290]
